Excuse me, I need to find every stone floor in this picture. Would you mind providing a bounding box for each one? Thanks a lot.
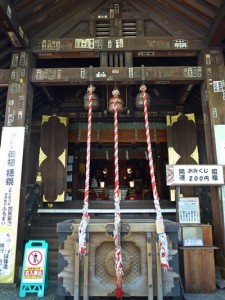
[0,272,224,300]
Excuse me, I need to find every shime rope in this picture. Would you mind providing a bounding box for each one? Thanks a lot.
[78,84,93,255]
[112,88,123,299]
[141,84,169,270]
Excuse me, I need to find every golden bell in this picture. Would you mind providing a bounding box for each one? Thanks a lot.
[108,96,124,113]
[135,92,150,109]
[84,92,99,110]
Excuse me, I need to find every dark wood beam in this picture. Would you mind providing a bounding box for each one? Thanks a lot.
[0,69,10,86]
[34,0,106,38]
[163,0,210,30]
[31,66,203,85]
[181,0,217,19]
[31,37,204,58]
[131,0,205,35]
[0,0,29,47]
[177,84,194,105]
[205,0,225,47]
[0,66,203,86]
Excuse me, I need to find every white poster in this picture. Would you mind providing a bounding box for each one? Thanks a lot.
[179,197,200,224]
[0,127,25,283]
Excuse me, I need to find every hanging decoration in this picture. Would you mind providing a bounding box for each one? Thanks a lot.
[106,150,109,160]
[140,84,169,270]
[126,150,129,160]
[78,84,94,255]
[109,88,123,299]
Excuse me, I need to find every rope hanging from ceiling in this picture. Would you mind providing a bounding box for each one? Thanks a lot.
[141,84,169,270]
[78,84,94,255]
[112,88,123,299]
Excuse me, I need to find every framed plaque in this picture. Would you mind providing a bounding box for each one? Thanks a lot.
[178,197,200,224]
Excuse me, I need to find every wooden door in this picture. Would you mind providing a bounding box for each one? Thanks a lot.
[38,115,68,202]
[167,113,199,199]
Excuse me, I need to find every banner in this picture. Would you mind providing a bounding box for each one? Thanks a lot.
[0,127,25,283]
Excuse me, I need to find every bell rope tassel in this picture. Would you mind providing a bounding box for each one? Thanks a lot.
[140,84,169,270]
[78,85,94,255]
[113,88,123,298]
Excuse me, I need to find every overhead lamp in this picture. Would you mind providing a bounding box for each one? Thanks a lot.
[100,181,105,188]
[127,167,132,175]
[129,180,135,188]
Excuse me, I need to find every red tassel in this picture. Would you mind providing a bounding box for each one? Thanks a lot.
[80,246,86,255]
[115,286,123,299]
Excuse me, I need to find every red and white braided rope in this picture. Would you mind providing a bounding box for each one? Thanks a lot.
[78,85,93,255]
[113,88,123,298]
[141,84,169,270]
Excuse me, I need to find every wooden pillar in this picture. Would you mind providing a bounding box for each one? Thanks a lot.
[0,50,34,283]
[199,47,225,255]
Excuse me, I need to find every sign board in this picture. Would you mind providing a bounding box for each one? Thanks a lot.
[178,197,200,224]
[166,164,224,186]
[19,240,48,297]
[0,127,25,283]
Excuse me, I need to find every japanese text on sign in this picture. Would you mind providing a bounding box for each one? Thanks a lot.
[166,164,224,186]
[0,127,25,282]
[179,197,200,224]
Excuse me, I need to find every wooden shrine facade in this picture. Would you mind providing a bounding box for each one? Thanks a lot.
[0,42,225,251]
[0,0,225,288]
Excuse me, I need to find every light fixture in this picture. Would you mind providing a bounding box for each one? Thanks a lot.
[127,167,132,175]
[103,168,108,175]
[100,181,105,188]
[108,87,124,113]
[129,180,135,188]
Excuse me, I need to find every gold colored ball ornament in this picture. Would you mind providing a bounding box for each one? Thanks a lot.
[83,85,99,110]
[108,88,124,113]
[135,84,150,109]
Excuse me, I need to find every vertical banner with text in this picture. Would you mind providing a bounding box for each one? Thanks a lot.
[0,127,25,283]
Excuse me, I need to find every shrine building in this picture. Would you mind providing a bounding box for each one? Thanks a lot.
[0,0,225,299]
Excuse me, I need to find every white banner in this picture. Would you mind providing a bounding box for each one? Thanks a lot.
[166,164,224,186]
[0,127,25,283]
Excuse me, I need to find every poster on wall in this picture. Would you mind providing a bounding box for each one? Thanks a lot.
[0,127,25,283]
[178,197,201,224]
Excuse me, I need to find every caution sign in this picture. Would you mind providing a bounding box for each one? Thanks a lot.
[19,240,48,297]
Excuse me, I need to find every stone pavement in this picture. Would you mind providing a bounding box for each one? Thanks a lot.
[0,279,224,300]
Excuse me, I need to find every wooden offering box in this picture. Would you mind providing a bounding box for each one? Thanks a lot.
[57,219,180,299]
[179,224,217,293]
[180,224,213,247]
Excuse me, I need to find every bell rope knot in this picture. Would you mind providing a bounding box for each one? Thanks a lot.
[87,84,95,93]
[112,88,120,97]
[140,84,147,92]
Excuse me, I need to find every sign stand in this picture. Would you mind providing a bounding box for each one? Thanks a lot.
[19,240,48,297]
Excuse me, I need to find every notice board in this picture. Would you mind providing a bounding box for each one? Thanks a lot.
[19,240,48,297]
[178,197,201,224]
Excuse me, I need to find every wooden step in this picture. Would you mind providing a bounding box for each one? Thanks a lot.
[28,226,57,238]
[26,214,73,281]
